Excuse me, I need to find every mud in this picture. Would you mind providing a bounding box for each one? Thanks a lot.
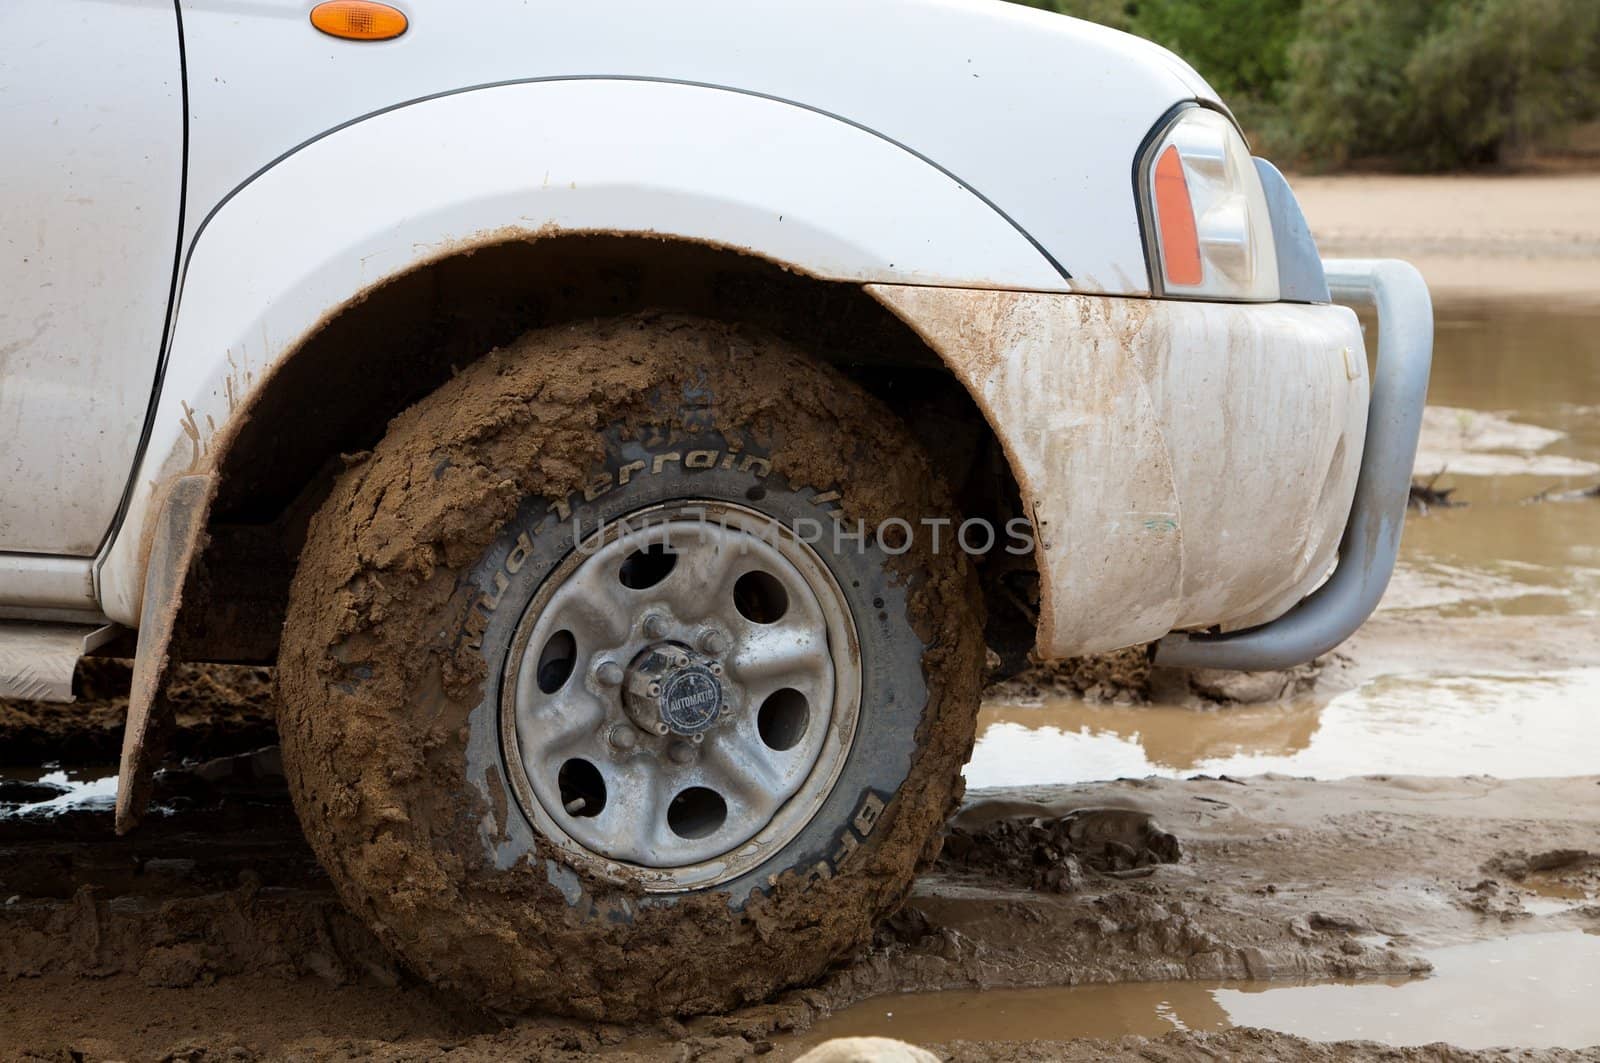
[0,659,274,766]
[985,646,1324,709]
[4,764,1598,1060]
[983,647,1151,705]
[937,806,1182,892]
[1414,406,1599,479]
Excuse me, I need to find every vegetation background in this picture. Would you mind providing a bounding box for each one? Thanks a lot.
[1006,0,1600,171]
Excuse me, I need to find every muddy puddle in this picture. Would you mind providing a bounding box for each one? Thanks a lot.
[802,930,1600,1052]
[1403,306,1600,614]
[974,303,1600,790]
[969,667,1600,785]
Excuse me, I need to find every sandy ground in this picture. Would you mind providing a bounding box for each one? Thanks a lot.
[1292,172,1600,304]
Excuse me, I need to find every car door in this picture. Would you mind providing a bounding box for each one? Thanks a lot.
[0,0,184,557]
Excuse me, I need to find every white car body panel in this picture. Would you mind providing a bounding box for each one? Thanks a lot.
[0,554,98,620]
[0,0,182,558]
[175,0,1211,294]
[95,78,1063,621]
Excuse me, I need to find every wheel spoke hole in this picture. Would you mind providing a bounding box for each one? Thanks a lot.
[667,786,727,839]
[734,570,788,624]
[757,688,809,751]
[536,629,577,693]
[618,543,677,590]
[557,758,606,818]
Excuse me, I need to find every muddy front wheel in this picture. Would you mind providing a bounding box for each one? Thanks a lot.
[275,315,984,1019]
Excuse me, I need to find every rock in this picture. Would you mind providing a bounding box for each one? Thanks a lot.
[796,1037,939,1063]
[1188,667,1296,704]
[938,806,1181,892]
[1308,911,1371,933]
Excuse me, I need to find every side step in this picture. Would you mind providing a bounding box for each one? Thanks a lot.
[0,621,119,702]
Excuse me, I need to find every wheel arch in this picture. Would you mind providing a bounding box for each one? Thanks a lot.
[151,234,1039,668]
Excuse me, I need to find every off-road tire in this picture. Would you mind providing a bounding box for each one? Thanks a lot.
[276,314,985,1019]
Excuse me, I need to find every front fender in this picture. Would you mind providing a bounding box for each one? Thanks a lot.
[96,77,1064,622]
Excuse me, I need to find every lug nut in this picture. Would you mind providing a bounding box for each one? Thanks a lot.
[698,630,729,655]
[607,725,637,751]
[668,741,696,765]
[596,660,623,686]
[643,614,670,639]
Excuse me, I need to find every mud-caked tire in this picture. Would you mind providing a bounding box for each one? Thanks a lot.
[276,314,985,1020]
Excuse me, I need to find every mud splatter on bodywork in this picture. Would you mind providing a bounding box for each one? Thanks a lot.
[867,285,1368,657]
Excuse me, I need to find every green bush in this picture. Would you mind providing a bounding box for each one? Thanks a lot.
[1281,0,1432,167]
[1403,0,1600,167]
[1290,0,1600,168]
[1007,0,1600,170]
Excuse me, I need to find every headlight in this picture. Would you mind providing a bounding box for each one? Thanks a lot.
[1139,106,1278,301]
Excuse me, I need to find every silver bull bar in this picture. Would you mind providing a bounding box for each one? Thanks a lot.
[1153,258,1434,671]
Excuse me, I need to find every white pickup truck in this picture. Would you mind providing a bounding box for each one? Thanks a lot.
[0,0,1431,1018]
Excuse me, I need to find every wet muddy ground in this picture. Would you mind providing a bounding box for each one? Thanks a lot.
[3,766,1597,1060]
[4,302,1600,1060]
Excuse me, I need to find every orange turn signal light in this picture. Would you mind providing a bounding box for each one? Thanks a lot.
[310,1,408,42]
[1153,145,1203,288]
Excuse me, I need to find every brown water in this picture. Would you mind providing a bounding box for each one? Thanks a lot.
[968,669,1600,786]
[801,930,1600,1051]
[971,304,1600,788]
[1403,307,1600,618]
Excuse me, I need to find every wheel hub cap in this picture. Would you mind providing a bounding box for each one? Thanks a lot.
[498,500,862,891]
[624,644,725,738]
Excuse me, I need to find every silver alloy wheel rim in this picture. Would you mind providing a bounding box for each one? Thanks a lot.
[500,500,862,892]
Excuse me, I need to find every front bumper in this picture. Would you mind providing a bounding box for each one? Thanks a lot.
[870,281,1376,659]
[1153,259,1434,670]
